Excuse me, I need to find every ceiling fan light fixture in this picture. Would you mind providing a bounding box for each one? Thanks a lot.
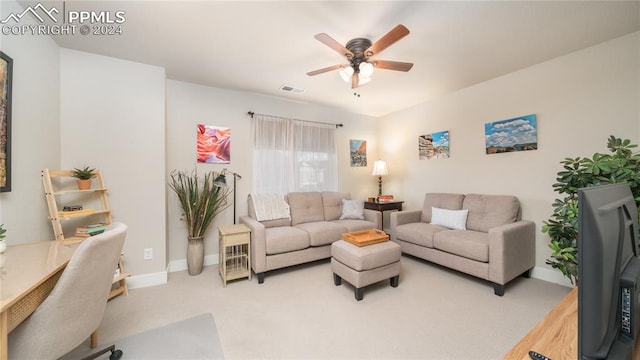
[359,62,374,77]
[358,75,371,85]
[339,66,354,82]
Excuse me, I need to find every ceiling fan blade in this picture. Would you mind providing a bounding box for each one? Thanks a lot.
[373,60,414,72]
[314,33,354,58]
[351,72,359,89]
[365,24,410,57]
[306,64,344,76]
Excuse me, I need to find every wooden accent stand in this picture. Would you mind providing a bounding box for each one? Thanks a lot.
[218,224,251,287]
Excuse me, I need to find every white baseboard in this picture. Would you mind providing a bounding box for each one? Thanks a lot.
[127,259,571,291]
[167,253,220,273]
[531,266,574,288]
[125,253,220,290]
[126,270,168,290]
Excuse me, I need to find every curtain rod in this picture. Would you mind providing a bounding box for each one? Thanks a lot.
[247,111,343,128]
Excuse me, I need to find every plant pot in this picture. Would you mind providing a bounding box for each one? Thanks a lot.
[187,236,205,276]
[0,240,6,254]
[76,179,92,190]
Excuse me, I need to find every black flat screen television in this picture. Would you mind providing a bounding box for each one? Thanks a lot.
[578,183,640,359]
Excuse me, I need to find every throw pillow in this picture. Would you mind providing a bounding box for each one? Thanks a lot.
[431,207,468,230]
[340,199,365,220]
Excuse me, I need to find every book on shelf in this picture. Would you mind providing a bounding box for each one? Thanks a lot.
[75,228,105,237]
[59,208,95,216]
[62,205,83,211]
[76,224,107,236]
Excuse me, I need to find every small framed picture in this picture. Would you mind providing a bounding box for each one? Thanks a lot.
[0,51,13,192]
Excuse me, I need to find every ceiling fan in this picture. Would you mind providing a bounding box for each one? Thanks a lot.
[307,24,414,89]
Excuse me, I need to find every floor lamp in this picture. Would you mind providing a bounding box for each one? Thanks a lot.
[214,169,242,224]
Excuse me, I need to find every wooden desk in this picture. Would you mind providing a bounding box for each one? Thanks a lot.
[504,288,577,359]
[504,287,640,359]
[0,241,76,360]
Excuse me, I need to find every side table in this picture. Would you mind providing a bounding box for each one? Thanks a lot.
[364,200,404,231]
[218,224,251,287]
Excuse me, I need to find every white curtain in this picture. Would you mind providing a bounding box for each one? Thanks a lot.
[252,114,338,194]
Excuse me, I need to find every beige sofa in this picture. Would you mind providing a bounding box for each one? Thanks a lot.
[239,191,382,283]
[390,193,535,296]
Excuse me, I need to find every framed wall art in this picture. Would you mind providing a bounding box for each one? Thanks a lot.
[350,139,367,167]
[197,124,230,164]
[0,51,12,192]
[419,130,449,160]
[485,114,537,155]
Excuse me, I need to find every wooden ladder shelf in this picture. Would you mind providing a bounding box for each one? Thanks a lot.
[41,168,130,300]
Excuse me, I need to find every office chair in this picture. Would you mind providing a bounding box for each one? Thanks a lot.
[8,222,128,360]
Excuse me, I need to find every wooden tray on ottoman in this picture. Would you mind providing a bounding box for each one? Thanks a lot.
[342,229,389,247]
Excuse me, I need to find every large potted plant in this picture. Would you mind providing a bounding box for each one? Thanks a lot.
[169,169,231,275]
[542,136,640,284]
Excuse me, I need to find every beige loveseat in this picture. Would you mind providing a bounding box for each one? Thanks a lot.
[239,192,382,283]
[390,193,535,296]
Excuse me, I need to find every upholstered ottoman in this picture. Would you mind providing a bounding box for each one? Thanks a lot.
[331,239,401,301]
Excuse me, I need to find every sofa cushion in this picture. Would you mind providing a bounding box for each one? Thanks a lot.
[463,194,520,232]
[421,193,465,223]
[294,221,347,246]
[322,192,351,221]
[331,219,376,233]
[340,199,365,220]
[288,192,325,225]
[433,230,489,262]
[431,207,468,230]
[394,222,449,248]
[265,227,310,255]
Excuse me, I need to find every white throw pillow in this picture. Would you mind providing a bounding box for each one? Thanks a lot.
[340,199,365,220]
[431,207,468,230]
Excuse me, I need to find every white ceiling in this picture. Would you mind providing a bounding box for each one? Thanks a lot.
[21,1,640,117]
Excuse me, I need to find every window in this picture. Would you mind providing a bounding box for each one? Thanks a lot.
[252,114,338,194]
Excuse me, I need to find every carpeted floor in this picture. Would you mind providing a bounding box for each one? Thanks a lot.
[75,255,571,359]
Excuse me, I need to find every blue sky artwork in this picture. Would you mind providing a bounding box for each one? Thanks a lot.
[432,130,449,147]
[485,114,537,149]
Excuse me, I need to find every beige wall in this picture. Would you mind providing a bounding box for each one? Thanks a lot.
[378,32,640,285]
[165,80,378,267]
[0,0,61,244]
[60,49,167,284]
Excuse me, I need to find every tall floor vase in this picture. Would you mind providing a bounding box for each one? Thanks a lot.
[187,236,205,276]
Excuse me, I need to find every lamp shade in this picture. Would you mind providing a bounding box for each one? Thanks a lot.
[339,66,354,83]
[371,160,389,176]
[213,174,227,187]
[359,62,374,77]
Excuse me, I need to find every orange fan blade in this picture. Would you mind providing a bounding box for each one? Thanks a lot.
[365,24,410,57]
[314,33,354,58]
[306,64,345,76]
[373,60,414,72]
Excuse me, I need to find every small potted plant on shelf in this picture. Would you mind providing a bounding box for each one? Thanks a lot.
[72,165,96,190]
[0,224,6,253]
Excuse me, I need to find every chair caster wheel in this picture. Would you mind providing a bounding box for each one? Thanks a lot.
[110,349,123,360]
